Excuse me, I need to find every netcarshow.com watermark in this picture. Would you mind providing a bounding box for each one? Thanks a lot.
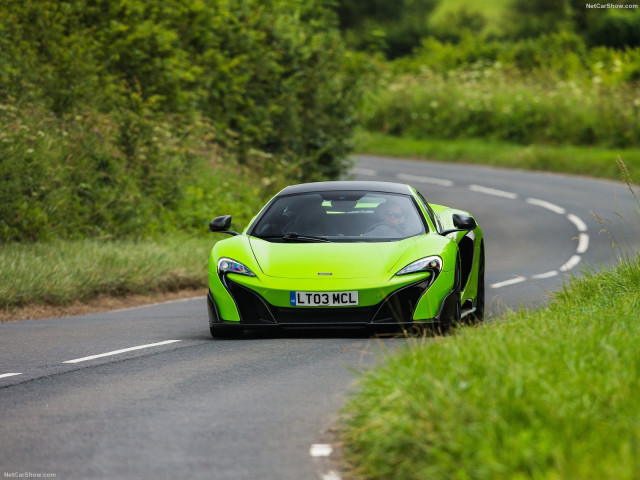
[586,3,638,7]
[4,474,56,479]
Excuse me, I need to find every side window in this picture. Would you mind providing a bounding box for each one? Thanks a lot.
[416,191,442,233]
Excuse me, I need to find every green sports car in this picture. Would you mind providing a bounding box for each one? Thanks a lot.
[207,181,484,338]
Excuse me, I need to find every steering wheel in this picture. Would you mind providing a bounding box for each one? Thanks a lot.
[364,222,403,236]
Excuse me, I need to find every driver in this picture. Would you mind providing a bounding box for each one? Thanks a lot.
[364,200,407,237]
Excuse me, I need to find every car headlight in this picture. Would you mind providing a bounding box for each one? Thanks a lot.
[217,257,256,277]
[396,256,442,276]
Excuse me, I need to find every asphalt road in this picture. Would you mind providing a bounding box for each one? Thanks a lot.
[2,155,639,480]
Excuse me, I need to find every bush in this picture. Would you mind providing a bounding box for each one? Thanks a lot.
[363,66,640,148]
[0,0,364,183]
[585,9,640,49]
[506,0,574,38]
[0,98,285,242]
[0,0,366,242]
[361,34,640,149]
[336,0,439,58]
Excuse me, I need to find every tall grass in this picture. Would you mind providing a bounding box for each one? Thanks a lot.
[341,256,640,479]
[0,234,213,310]
[359,33,640,154]
[355,131,640,181]
[363,65,640,148]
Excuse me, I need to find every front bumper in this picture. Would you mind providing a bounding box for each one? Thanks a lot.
[208,269,456,329]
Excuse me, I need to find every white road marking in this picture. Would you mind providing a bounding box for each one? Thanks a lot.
[560,255,582,272]
[397,173,454,187]
[352,167,377,176]
[63,340,181,364]
[526,198,566,215]
[490,276,527,289]
[567,214,588,232]
[478,186,590,286]
[531,270,559,280]
[310,444,333,457]
[469,185,518,199]
[351,170,591,288]
[0,373,22,379]
[577,233,590,254]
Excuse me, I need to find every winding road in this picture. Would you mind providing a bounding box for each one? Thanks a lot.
[2,155,639,480]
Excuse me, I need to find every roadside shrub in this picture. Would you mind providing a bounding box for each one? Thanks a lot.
[506,0,574,38]
[0,99,284,242]
[0,0,365,242]
[585,9,640,49]
[0,0,364,184]
[499,31,587,75]
[336,0,439,58]
[399,32,589,76]
[362,34,640,148]
[427,6,488,43]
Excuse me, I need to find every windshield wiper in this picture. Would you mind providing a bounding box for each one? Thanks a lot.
[282,232,330,243]
[253,232,330,243]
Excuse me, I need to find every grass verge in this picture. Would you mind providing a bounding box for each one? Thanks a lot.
[341,255,640,479]
[355,130,640,181]
[0,233,214,314]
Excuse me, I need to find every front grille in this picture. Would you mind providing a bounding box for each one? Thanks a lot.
[372,279,431,323]
[224,277,276,324]
[223,277,430,325]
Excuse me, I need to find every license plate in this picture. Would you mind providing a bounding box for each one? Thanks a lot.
[290,291,358,307]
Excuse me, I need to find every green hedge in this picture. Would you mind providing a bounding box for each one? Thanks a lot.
[360,33,640,148]
[1,0,366,178]
[0,102,270,241]
[0,0,366,242]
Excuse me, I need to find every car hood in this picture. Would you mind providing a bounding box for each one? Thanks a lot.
[249,236,420,279]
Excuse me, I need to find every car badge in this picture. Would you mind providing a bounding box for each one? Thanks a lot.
[317,272,333,276]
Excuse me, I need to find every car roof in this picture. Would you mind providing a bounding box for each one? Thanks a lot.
[278,181,413,196]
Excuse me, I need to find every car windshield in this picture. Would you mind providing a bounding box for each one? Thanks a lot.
[250,191,426,242]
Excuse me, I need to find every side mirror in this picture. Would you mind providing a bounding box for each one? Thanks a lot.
[209,215,239,236]
[440,213,477,236]
[452,213,477,230]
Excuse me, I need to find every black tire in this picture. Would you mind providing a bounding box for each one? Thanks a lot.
[210,326,244,339]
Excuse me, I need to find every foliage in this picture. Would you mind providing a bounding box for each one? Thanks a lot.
[355,132,640,182]
[427,6,488,43]
[358,33,640,149]
[342,253,640,479]
[0,0,365,242]
[507,0,640,48]
[506,0,575,38]
[335,0,640,58]
[336,0,439,58]
[0,234,212,310]
[585,8,640,49]
[0,99,285,242]
[427,0,511,40]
